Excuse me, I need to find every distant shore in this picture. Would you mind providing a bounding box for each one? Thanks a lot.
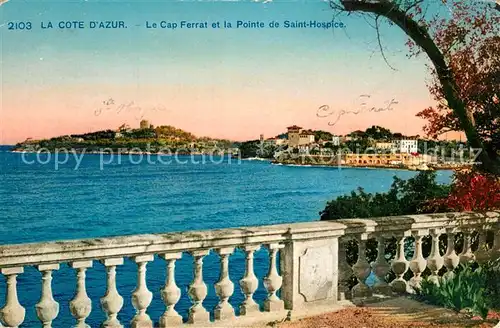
[271,159,469,171]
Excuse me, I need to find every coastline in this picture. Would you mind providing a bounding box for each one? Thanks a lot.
[271,159,466,171]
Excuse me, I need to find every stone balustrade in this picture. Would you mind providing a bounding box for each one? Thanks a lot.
[0,211,499,327]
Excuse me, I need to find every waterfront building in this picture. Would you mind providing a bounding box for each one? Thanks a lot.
[286,125,302,147]
[344,153,416,165]
[299,129,315,146]
[393,139,419,154]
[140,119,150,129]
[375,142,393,150]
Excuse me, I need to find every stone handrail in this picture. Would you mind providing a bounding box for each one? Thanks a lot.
[0,212,499,327]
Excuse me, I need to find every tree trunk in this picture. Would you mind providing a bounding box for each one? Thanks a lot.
[339,0,500,175]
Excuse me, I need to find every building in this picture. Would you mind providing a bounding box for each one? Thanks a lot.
[393,139,418,154]
[286,125,302,147]
[299,129,315,146]
[331,135,341,146]
[375,142,393,150]
[140,120,150,129]
[345,153,413,165]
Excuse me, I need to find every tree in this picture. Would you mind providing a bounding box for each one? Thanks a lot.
[364,125,393,140]
[320,171,450,220]
[330,0,500,175]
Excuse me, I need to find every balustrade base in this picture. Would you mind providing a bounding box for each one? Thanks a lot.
[214,305,235,321]
[264,299,285,312]
[372,284,392,296]
[352,284,373,299]
[130,316,153,328]
[187,309,210,324]
[239,303,260,316]
[159,314,183,327]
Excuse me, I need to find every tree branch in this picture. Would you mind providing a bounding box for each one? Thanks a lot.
[336,0,499,174]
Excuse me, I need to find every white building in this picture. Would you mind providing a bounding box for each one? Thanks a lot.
[331,135,341,146]
[393,139,418,154]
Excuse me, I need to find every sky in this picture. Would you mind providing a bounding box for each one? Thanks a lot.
[0,0,465,144]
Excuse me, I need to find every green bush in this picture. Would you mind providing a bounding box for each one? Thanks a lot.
[416,264,490,318]
[319,171,451,220]
[484,257,500,310]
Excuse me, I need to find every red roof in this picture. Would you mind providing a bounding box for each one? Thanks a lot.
[287,125,302,130]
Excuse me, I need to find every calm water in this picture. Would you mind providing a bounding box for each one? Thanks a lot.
[0,146,452,327]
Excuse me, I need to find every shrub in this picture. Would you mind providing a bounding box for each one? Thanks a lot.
[416,264,490,319]
[483,257,500,310]
[319,171,450,220]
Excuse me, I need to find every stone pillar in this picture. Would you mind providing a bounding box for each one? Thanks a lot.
[427,229,444,285]
[36,264,60,328]
[0,267,25,328]
[69,261,93,328]
[263,243,285,312]
[214,247,235,321]
[492,225,500,260]
[474,230,490,265]
[187,250,210,324]
[352,236,372,299]
[443,229,460,279]
[459,230,475,264]
[390,233,409,294]
[337,238,353,301]
[371,235,391,295]
[159,253,183,327]
[239,245,260,315]
[130,255,154,328]
[409,231,427,291]
[100,258,124,328]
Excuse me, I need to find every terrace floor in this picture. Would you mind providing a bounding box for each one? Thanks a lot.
[272,297,500,328]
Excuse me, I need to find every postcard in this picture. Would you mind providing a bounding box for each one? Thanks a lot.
[1,0,499,327]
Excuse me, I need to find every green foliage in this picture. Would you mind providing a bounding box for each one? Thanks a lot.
[416,264,491,318]
[238,140,277,159]
[364,125,394,140]
[320,171,450,220]
[314,130,333,142]
[484,257,500,309]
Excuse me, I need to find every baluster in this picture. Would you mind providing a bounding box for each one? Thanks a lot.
[443,229,460,279]
[390,234,409,294]
[239,245,260,315]
[409,231,427,291]
[371,235,391,295]
[159,253,183,326]
[100,258,124,328]
[459,230,475,264]
[36,264,60,328]
[492,226,500,259]
[188,250,210,324]
[131,255,154,328]
[214,247,235,320]
[263,243,284,312]
[427,229,444,285]
[0,267,25,328]
[351,236,372,298]
[474,230,490,265]
[338,238,353,300]
[69,261,93,328]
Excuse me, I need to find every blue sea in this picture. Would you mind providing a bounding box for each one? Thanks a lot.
[0,145,452,327]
